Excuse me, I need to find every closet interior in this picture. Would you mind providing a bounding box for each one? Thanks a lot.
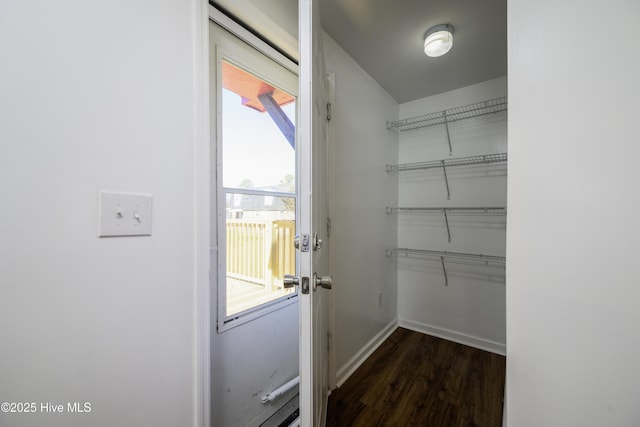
[389,90,508,354]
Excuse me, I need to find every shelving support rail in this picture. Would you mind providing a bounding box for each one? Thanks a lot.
[385,207,506,242]
[386,153,507,200]
[387,96,507,155]
[386,248,505,286]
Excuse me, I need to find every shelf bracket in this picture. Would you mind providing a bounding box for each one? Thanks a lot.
[443,209,451,242]
[443,110,452,155]
[441,160,451,200]
[440,256,448,286]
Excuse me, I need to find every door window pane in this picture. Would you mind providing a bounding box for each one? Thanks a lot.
[221,60,297,318]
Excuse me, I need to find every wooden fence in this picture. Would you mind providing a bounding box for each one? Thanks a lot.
[226,219,296,290]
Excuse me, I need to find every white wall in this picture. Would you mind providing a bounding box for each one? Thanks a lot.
[322,32,399,386]
[0,1,204,426]
[397,77,508,354]
[507,0,640,425]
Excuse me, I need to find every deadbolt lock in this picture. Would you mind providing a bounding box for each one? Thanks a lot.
[294,234,310,252]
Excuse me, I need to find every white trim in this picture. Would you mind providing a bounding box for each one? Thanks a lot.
[326,72,337,392]
[195,1,211,427]
[210,0,298,61]
[209,5,298,75]
[335,320,398,388]
[212,23,226,336]
[398,318,506,356]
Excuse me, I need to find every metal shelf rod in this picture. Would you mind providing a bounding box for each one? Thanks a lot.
[442,160,451,199]
[443,110,453,154]
[440,256,448,286]
[443,210,451,242]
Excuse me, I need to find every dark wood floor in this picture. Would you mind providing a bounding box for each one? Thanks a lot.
[326,328,505,427]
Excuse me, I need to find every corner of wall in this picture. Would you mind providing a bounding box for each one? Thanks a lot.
[336,320,398,387]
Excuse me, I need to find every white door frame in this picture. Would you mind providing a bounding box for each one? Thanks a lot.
[195,1,211,426]
[299,0,332,424]
[326,72,337,391]
[199,3,327,426]
[202,5,304,427]
[298,0,314,421]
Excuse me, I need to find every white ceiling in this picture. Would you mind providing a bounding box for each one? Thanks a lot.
[320,0,507,103]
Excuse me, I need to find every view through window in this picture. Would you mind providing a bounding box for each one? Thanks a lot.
[221,60,297,317]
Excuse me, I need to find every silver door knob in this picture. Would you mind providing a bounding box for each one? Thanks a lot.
[313,274,332,291]
[283,275,299,288]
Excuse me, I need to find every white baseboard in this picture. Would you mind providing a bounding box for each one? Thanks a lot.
[398,318,506,356]
[335,320,398,388]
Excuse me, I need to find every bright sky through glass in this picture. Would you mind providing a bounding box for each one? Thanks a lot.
[222,88,296,190]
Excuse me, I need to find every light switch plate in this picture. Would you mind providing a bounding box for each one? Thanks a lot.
[99,192,152,237]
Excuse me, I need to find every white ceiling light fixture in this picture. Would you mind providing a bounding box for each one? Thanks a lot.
[424,24,454,57]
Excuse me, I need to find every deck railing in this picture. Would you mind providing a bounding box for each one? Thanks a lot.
[226,219,296,290]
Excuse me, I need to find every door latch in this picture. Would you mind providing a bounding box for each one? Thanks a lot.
[284,275,310,294]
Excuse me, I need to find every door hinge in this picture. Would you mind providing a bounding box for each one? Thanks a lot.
[326,217,332,237]
[326,102,332,122]
[327,331,333,352]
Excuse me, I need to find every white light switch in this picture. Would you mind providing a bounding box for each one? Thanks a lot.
[99,192,152,237]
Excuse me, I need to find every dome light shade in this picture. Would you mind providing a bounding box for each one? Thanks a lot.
[424,24,454,57]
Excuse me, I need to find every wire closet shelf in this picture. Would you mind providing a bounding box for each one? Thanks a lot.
[388,248,505,267]
[387,96,508,132]
[387,248,505,286]
[386,153,507,172]
[386,207,506,215]
[386,207,506,242]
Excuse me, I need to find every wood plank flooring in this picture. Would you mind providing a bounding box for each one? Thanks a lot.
[326,328,506,427]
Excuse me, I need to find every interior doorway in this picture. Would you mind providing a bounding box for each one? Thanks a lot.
[209,18,301,427]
